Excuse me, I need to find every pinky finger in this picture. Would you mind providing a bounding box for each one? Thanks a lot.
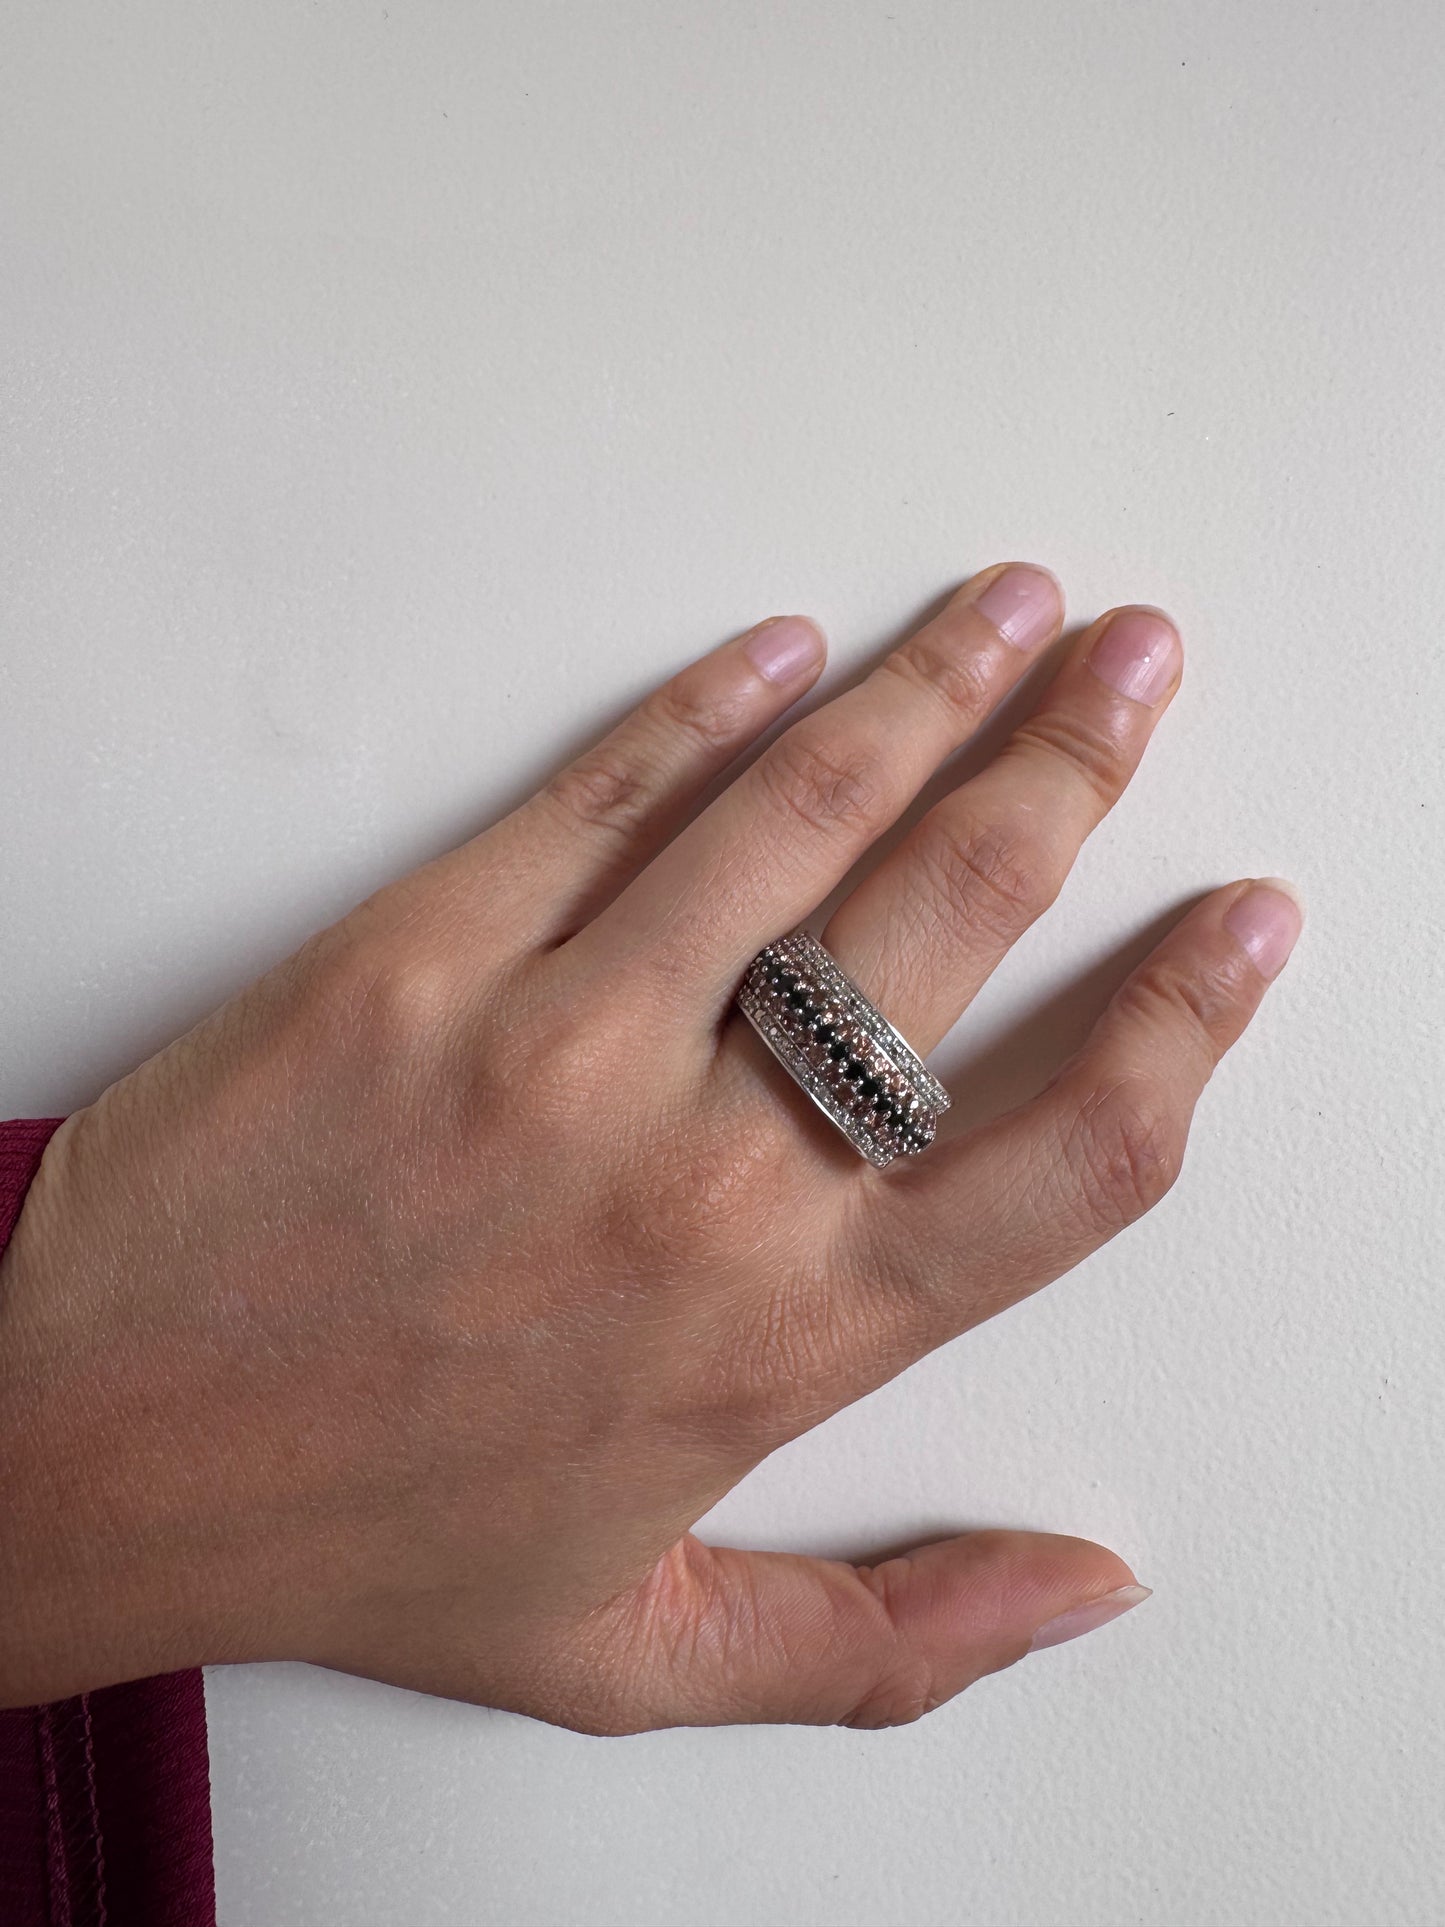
[466,613,826,943]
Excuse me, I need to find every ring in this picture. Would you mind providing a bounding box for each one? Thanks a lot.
[736,929,950,1168]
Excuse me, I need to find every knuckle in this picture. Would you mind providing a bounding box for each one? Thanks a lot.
[915,814,1056,942]
[1009,708,1132,809]
[1113,957,1234,1065]
[509,987,638,1138]
[756,729,890,842]
[838,1567,941,1729]
[1067,1074,1187,1232]
[878,636,994,723]
[648,671,750,757]
[542,669,756,843]
[550,1694,648,1738]
[332,940,459,1054]
[543,747,653,840]
[841,1657,940,1729]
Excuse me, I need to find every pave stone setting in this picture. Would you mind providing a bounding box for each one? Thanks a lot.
[736,929,951,1168]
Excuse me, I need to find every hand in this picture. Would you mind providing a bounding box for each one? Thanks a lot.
[0,563,1300,1729]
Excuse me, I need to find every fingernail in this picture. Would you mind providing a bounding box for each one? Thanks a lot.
[1224,878,1304,980]
[972,565,1061,652]
[1086,609,1181,705]
[744,615,825,686]
[1028,1583,1152,1653]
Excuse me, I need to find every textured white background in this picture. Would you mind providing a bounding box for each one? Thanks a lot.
[3,2,1443,1922]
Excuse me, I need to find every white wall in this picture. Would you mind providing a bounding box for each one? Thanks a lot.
[4,2,1443,1921]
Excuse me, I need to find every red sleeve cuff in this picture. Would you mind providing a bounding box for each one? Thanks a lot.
[0,1116,217,1927]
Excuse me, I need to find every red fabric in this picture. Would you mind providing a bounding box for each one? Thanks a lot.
[0,1116,216,1927]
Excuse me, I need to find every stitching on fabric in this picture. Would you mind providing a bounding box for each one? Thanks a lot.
[78,1693,108,1927]
[37,1701,72,1927]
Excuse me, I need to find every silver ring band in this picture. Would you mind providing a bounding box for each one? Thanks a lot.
[736,930,950,1168]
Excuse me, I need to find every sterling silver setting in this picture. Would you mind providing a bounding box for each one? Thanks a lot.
[736,929,950,1168]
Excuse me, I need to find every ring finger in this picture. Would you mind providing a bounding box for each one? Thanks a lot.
[821,604,1183,1055]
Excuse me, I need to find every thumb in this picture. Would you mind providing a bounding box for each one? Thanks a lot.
[581,1528,1150,1733]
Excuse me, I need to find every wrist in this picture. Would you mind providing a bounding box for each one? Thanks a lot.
[0,1112,257,1701]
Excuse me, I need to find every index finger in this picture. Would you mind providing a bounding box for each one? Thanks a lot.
[738,878,1304,1426]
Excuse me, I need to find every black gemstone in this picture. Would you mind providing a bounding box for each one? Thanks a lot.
[859,1076,880,1099]
[828,1040,848,1061]
[799,1004,820,1025]
[814,1023,835,1045]
[786,989,807,1009]
[845,1059,867,1082]
[872,1092,891,1114]
[776,972,796,992]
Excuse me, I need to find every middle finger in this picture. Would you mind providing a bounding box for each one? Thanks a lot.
[821,604,1183,1054]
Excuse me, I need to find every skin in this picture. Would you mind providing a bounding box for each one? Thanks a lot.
[0,563,1299,1732]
